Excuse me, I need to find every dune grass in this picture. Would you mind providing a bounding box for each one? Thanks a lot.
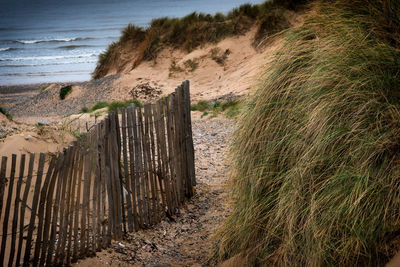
[216,0,400,266]
[93,0,301,79]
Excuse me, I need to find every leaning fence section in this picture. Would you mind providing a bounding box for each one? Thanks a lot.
[0,81,195,266]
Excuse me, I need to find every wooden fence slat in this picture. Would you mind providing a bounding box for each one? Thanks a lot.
[153,102,165,216]
[46,151,65,265]
[180,83,191,196]
[32,154,56,267]
[66,143,79,265]
[183,80,196,189]
[40,152,63,266]
[97,123,104,250]
[157,101,173,215]
[16,153,34,266]
[93,125,101,251]
[106,114,118,239]
[85,134,93,255]
[149,104,162,222]
[166,95,178,211]
[154,102,168,215]
[177,85,189,199]
[122,108,134,232]
[0,156,8,233]
[9,154,25,267]
[114,112,126,235]
[144,104,156,224]
[137,107,150,227]
[179,84,189,198]
[72,143,83,261]
[99,120,109,247]
[172,91,184,204]
[132,106,144,228]
[55,147,73,265]
[23,152,46,266]
[1,154,16,266]
[127,105,139,231]
[89,129,97,255]
[106,116,117,239]
[111,112,123,238]
[104,117,115,244]
[81,135,91,256]
[103,117,114,245]
[179,83,191,196]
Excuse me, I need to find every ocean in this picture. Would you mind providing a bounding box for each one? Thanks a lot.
[0,0,264,85]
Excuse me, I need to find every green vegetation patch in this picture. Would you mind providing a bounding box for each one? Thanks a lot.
[59,85,72,100]
[80,100,142,114]
[0,107,12,121]
[90,101,109,112]
[216,0,400,265]
[191,99,243,118]
[107,99,143,113]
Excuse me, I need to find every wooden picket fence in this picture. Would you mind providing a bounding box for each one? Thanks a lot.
[0,81,195,266]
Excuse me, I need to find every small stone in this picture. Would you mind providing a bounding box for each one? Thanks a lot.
[25,134,32,140]
[37,120,51,126]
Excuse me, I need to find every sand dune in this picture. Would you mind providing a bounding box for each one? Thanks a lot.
[0,26,281,157]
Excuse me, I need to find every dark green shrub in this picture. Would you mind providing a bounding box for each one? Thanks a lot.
[59,85,72,100]
[80,107,89,113]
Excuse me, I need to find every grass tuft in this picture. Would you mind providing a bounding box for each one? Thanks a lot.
[183,58,199,72]
[216,0,400,266]
[169,59,184,77]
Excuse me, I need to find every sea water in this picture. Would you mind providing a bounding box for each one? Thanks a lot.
[0,0,264,85]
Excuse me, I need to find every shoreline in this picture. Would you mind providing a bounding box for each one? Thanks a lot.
[0,80,88,93]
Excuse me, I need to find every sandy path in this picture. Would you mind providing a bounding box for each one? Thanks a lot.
[75,116,233,266]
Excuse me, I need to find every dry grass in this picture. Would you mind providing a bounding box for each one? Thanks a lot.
[93,1,301,79]
[216,0,400,266]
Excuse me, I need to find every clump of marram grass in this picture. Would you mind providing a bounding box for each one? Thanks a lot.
[191,99,243,118]
[216,0,400,266]
[93,0,302,79]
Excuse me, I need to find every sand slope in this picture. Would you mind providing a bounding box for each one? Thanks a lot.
[5,27,280,124]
